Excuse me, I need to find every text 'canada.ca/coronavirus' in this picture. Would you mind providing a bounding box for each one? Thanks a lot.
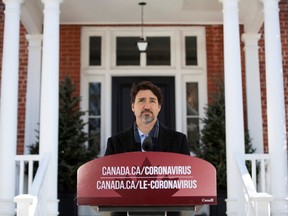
[101,166,192,176]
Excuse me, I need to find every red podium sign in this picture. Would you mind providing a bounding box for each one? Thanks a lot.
[77,152,217,207]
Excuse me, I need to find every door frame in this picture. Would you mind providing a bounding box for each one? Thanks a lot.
[80,26,208,156]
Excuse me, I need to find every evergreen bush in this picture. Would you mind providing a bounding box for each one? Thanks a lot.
[28,76,97,193]
[191,83,255,190]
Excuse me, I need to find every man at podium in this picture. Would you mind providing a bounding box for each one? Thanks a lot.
[105,80,190,156]
[104,81,191,216]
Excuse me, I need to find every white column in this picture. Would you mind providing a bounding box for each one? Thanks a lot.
[241,34,264,153]
[0,0,23,215]
[219,0,245,215]
[39,0,62,215]
[24,35,42,154]
[261,0,288,214]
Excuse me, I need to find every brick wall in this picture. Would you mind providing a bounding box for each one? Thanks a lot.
[59,25,81,95]
[280,0,288,154]
[205,24,248,134]
[16,25,82,154]
[0,2,3,79]
[17,25,81,153]
[17,25,28,154]
[206,25,224,104]
[258,26,268,152]
[258,0,288,153]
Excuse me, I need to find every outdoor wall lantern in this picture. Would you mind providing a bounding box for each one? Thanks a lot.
[137,2,148,52]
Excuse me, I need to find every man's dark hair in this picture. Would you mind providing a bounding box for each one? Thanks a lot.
[130,81,163,105]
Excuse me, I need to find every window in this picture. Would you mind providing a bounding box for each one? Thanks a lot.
[89,36,101,66]
[146,37,170,66]
[88,82,101,155]
[115,36,171,66]
[185,36,197,66]
[83,27,205,69]
[186,82,200,151]
[116,37,140,66]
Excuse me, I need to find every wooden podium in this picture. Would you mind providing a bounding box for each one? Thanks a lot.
[77,152,217,215]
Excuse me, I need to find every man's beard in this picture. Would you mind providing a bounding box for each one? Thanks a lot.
[139,110,154,124]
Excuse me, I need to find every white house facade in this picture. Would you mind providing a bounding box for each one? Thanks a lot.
[0,0,287,215]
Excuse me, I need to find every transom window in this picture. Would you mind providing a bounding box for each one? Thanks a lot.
[146,36,170,66]
[89,36,101,66]
[115,36,171,66]
[185,36,197,66]
[116,37,140,66]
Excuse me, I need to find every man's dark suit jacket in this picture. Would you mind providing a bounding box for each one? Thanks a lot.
[105,122,190,156]
[104,122,190,216]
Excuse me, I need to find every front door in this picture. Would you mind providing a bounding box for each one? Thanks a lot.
[112,76,175,135]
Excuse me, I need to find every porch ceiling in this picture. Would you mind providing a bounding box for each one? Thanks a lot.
[59,0,223,24]
[22,0,264,34]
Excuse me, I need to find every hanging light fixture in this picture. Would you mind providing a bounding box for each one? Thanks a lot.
[137,2,148,52]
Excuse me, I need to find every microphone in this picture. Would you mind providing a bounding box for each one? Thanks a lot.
[142,136,153,151]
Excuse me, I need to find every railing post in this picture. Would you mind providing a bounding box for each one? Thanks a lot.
[14,154,51,216]
[14,194,36,216]
[236,154,274,215]
[252,193,273,216]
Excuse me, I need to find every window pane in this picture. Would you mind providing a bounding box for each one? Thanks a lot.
[89,118,101,155]
[186,82,199,115]
[185,36,197,66]
[89,82,101,156]
[116,37,140,66]
[89,36,101,66]
[146,37,170,66]
[186,82,200,151]
[89,83,101,116]
[187,118,199,150]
